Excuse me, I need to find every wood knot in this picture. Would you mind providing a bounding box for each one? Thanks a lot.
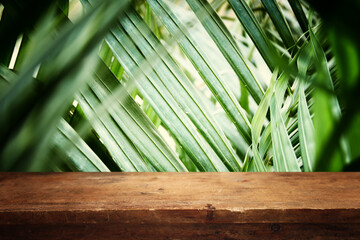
[206,204,216,221]
[270,223,281,232]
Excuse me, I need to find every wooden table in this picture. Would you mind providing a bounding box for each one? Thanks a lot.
[0,172,359,239]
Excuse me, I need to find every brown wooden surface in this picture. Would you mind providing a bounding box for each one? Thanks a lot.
[0,172,359,239]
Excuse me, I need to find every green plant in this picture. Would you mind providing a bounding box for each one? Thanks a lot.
[0,0,359,171]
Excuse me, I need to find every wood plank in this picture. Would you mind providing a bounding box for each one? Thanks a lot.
[0,173,359,239]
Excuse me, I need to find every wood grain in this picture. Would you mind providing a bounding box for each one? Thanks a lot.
[0,173,359,239]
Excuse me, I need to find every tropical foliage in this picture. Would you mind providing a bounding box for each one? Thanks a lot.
[0,0,359,171]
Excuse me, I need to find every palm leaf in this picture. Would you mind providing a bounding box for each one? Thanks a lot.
[122,10,241,170]
[0,0,131,170]
[298,82,315,171]
[288,0,308,34]
[250,69,278,172]
[90,60,187,171]
[186,0,265,104]
[296,45,315,171]
[260,0,295,52]
[308,18,348,171]
[227,0,279,70]
[52,119,110,172]
[105,21,228,172]
[270,95,301,172]
[146,0,252,144]
[77,88,151,172]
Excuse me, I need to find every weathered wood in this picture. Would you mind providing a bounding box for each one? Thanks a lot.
[0,173,359,239]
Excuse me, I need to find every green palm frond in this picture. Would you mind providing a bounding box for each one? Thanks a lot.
[0,0,359,171]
